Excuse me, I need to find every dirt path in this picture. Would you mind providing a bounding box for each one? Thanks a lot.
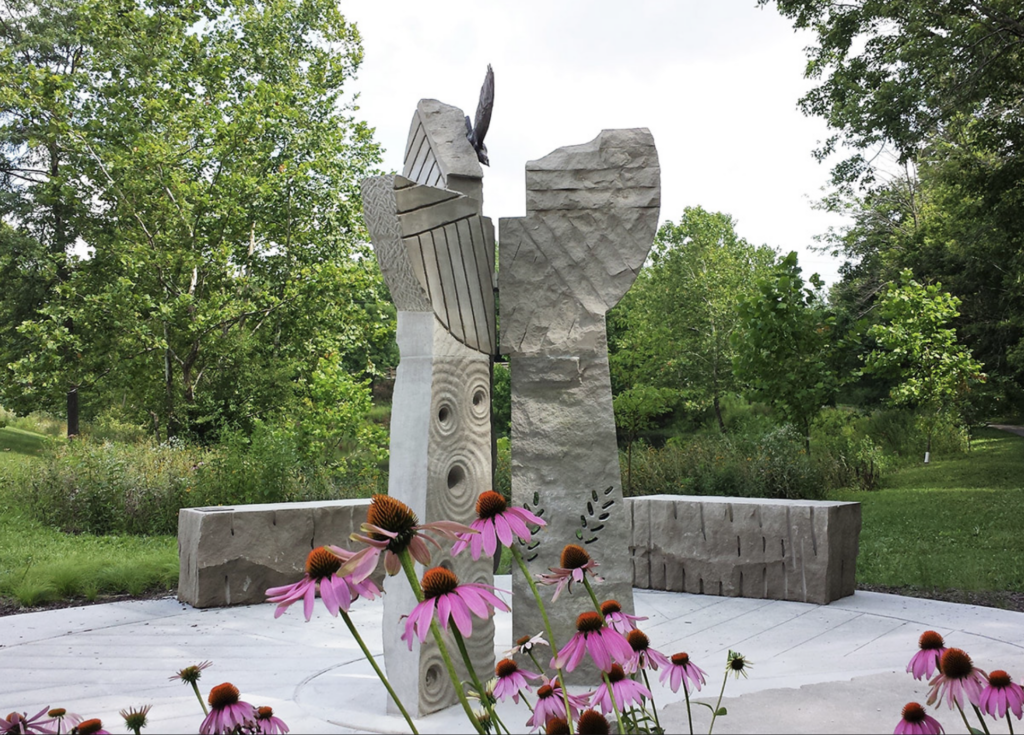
[988,423,1024,437]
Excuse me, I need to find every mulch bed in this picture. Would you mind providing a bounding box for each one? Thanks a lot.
[0,587,177,618]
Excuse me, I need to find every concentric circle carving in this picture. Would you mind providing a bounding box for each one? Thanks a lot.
[419,647,454,711]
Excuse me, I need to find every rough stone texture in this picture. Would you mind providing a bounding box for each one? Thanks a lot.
[628,495,861,604]
[361,98,496,717]
[177,500,383,608]
[498,129,660,680]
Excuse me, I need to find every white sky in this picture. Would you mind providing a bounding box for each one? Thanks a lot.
[343,0,852,286]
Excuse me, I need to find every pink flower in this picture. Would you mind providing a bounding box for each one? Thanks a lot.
[1,708,55,734]
[600,599,647,634]
[44,708,82,734]
[493,658,542,704]
[253,706,290,734]
[894,702,944,734]
[342,495,476,579]
[927,648,987,710]
[266,546,380,621]
[452,491,545,560]
[504,632,548,657]
[623,629,670,673]
[979,670,1024,720]
[553,611,634,673]
[66,719,107,735]
[659,652,708,694]
[590,664,651,714]
[908,631,948,681]
[200,683,256,735]
[525,680,589,732]
[536,544,603,602]
[401,567,509,649]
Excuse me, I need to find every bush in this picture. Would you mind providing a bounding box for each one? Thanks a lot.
[865,408,968,459]
[17,426,387,536]
[494,436,511,500]
[812,408,888,491]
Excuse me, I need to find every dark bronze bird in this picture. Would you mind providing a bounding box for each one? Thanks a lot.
[466,64,494,166]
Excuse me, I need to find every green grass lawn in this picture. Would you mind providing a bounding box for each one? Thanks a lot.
[830,427,1024,593]
[0,427,178,608]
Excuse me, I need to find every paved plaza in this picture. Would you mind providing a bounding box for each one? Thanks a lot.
[2,578,1022,734]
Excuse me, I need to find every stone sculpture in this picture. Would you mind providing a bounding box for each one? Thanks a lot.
[361,99,496,717]
[498,129,661,677]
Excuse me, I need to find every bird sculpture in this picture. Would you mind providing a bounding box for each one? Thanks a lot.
[465,64,494,166]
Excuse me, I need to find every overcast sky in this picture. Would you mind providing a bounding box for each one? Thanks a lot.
[343,0,851,285]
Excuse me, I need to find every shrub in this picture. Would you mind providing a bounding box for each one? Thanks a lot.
[812,408,887,491]
[865,408,968,460]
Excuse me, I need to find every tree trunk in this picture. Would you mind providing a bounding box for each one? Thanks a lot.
[67,386,79,438]
[714,392,726,434]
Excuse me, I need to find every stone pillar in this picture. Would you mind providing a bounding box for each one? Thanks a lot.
[498,129,660,677]
[360,99,496,716]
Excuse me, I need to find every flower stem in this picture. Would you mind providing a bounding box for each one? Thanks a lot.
[682,679,694,735]
[955,702,974,733]
[450,626,506,734]
[602,671,628,735]
[641,667,662,732]
[339,608,419,734]
[708,670,729,734]
[398,549,485,735]
[972,703,991,735]
[1008,716,1015,735]
[511,543,575,725]
[582,575,603,613]
[191,681,209,716]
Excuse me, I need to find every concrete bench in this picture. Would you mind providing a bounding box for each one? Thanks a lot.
[178,495,860,607]
[177,499,382,608]
[628,495,860,604]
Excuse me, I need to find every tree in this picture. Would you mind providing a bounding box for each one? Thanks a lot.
[612,385,673,495]
[732,252,842,452]
[863,270,985,458]
[610,207,776,431]
[1,0,389,440]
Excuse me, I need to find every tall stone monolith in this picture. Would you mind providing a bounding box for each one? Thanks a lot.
[498,129,660,679]
[361,99,496,716]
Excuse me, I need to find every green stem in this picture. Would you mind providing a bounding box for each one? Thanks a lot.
[339,609,419,734]
[191,681,209,716]
[972,703,992,735]
[683,679,694,735]
[1009,715,1015,735]
[582,575,603,613]
[602,671,628,735]
[708,671,728,734]
[398,549,485,735]
[511,544,575,725]
[451,626,506,734]
[641,667,662,732]
[955,702,974,734]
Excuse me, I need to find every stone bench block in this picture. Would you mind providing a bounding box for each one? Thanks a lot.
[178,499,379,608]
[627,495,860,604]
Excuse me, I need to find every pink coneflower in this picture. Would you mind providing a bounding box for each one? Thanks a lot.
[452,491,545,560]
[927,648,987,710]
[908,631,948,681]
[624,629,670,673]
[599,599,647,634]
[493,658,542,703]
[401,567,509,648]
[576,709,611,735]
[894,702,944,734]
[341,495,476,579]
[199,683,256,735]
[169,660,212,684]
[979,670,1024,720]
[118,705,150,735]
[554,611,634,673]
[253,706,289,734]
[525,680,589,732]
[1,708,55,735]
[505,632,549,657]
[70,719,108,735]
[590,664,651,714]
[536,544,603,602]
[266,546,380,621]
[659,652,708,693]
[45,708,82,735]
[543,717,570,735]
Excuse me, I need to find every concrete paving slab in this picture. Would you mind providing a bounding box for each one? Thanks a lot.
[2,579,1022,734]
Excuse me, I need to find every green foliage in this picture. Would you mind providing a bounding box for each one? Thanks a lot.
[610,207,775,430]
[864,408,969,459]
[0,0,391,438]
[492,363,511,439]
[494,436,511,501]
[811,408,887,491]
[732,252,843,448]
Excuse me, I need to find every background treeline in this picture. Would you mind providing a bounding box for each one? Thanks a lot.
[2,0,1023,534]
